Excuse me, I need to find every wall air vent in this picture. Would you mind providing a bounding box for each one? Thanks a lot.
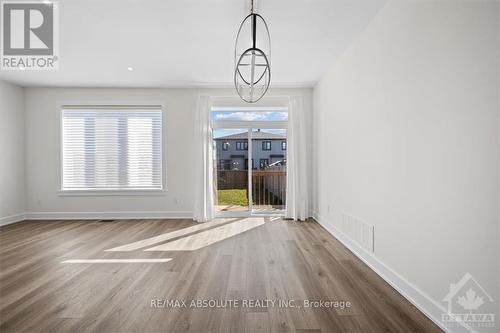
[340,213,374,252]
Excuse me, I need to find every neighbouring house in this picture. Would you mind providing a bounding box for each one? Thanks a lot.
[215,130,286,170]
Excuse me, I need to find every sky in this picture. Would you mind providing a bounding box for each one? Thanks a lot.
[211,111,287,139]
[211,111,288,122]
[213,128,286,139]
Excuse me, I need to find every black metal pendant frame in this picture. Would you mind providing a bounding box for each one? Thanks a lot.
[234,12,271,103]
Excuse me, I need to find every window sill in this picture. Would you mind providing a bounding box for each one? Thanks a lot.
[57,189,166,197]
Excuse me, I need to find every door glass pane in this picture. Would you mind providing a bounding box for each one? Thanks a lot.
[251,129,287,212]
[213,129,249,212]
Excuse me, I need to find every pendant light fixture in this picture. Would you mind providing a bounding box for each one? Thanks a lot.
[234,0,271,103]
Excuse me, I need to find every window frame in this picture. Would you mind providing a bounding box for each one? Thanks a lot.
[57,102,167,196]
[219,159,232,170]
[236,141,248,151]
[259,158,269,169]
[262,141,272,151]
[281,141,286,150]
[222,142,229,151]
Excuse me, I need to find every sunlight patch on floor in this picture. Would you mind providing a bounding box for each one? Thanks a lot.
[105,218,237,252]
[61,259,172,264]
[144,218,265,251]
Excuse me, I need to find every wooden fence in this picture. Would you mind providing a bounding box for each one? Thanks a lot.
[216,168,286,207]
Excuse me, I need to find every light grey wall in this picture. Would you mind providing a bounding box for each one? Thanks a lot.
[0,80,25,220]
[313,0,499,322]
[23,87,312,215]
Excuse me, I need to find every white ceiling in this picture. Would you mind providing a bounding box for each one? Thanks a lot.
[0,0,386,88]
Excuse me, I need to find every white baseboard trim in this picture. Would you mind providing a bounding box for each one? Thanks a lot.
[0,213,26,226]
[312,211,474,333]
[25,211,193,220]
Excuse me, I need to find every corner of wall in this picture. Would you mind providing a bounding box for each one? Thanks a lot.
[0,80,27,224]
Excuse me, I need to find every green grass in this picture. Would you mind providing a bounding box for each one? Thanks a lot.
[217,188,284,206]
[217,189,248,206]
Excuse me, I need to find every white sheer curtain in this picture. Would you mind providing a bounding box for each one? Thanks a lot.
[285,96,309,220]
[193,96,214,222]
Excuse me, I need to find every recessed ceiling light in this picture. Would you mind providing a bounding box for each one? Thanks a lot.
[127,67,134,71]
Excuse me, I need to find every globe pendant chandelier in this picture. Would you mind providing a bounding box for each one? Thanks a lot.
[234,0,271,103]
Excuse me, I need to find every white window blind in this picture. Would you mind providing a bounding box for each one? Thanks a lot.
[61,106,163,191]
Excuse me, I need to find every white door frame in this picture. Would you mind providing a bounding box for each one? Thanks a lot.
[211,107,288,218]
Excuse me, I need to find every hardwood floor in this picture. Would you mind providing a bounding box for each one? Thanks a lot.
[0,218,442,333]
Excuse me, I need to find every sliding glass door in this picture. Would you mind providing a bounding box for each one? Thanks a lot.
[211,108,288,216]
[251,128,287,212]
[213,129,249,213]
